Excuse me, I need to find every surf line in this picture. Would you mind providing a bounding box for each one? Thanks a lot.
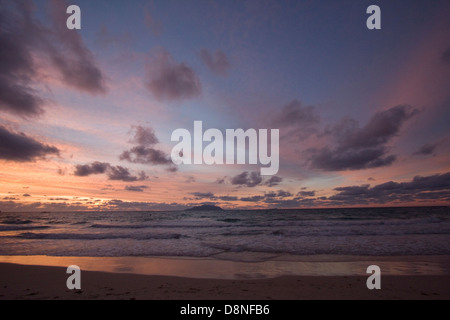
[171,121,279,175]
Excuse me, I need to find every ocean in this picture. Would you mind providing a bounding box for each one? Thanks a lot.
[1,206,449,259]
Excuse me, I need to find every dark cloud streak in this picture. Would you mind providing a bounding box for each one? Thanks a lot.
[307,105,418,171]
[0,126,60,162]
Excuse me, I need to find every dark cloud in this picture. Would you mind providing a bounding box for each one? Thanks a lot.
[0,0,105,118]
[120,125,175,170]
[0,1,45,117]
[0,199,189,212]
[107,166,143,182]
[264,176,283,187]
[264,190,293,201]
[188,192,238,202]
[329,172,450,204]
[47,0,106,94]
[216,177,227,184]
[74,161,109,176]
[73,162,147,182]
[146,50,201,101]
[441,46,450,64]
[120,146,172,165]
[414,142,438,156]
[125,185,149,192]
[307,105,418,171]
[0,0,106,119]
[22,194,31,197]
[0,126,60,162]
[272,100,320,140]
[129,126,159,146]
[191,192,215,200]
[231,171,262,187]
[296,190,316,197]
[199,49,231,76]
[240,196,265,202]
[232,172,450,207]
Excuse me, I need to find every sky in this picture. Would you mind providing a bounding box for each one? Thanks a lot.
[1,0,450,212]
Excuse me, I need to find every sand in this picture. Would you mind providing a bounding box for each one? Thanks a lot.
[0,262,449,300]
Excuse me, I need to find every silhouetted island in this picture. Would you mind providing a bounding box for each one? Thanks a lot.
[185,205,224,211]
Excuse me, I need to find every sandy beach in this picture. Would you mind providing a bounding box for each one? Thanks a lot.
[1,262,449,300]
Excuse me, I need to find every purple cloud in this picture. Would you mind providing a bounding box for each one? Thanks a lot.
[414,142,438,156]
[146,50,201,101]
[73,162,147,182]
[0,126,60,162]
[0,0,106,118]
[231,171,262,187]
[272,100,320,140]
[307,105,418,171]
[125,185,149,192]
[120,125,175,169]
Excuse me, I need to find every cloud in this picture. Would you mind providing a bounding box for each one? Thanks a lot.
[145,49,201,101]
[22,194,31,197]
[47,0,106,94]
[0,126,60,162]
[125,185,149,192]
[199,49,231,76]
[264,190,292,199]
[188,192,238,202]
[107,166,144,182]
[231,171,262,187]
[0,199,189,212]
[328,172,450,204]
[191,192,215,200]
[272,100,320,140]
[0,0,106,118]
[0,2,45,117]
[73,162,147,182]
[296,190,316,197]
[232,172,450,207]
[240,196,265,202]
[74,161,110,176]
[120,146,172,165]
[414,142,438,156]
[226,172,283,188]
[215,177,227,184]
[307,105,418,171]
[264,176,283,187]
[120,125,175,169]
[129,125,159,146]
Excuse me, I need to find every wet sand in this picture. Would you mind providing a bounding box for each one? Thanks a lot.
[1,262,449,300]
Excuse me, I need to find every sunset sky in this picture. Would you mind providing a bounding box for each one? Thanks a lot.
[1,0,450,212]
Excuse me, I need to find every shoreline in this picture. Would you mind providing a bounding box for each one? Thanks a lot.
[0,255,449,279]
[1,262,449,300]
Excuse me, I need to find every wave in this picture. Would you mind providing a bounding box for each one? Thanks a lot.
[1,219,33,225]
[0,225,50,232]
[13,232,186,240]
